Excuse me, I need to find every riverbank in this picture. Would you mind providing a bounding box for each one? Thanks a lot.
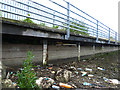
[2,50,120,89]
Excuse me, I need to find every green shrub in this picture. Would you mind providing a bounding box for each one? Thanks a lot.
[16,51,37,88]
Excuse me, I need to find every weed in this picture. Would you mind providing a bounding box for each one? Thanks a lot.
[53,25,59,29]
[15,51,37,88]
[40,23,46,26]
[23,14,34,24]
[63,20,89,36]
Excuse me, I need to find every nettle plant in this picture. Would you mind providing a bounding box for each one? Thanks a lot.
[16,51,37,88]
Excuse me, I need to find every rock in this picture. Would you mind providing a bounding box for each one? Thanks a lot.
[109,79,120,85]
[2,79,15,88]
[55,69,72,82]
[36,77,55,88]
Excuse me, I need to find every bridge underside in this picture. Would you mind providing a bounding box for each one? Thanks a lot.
[1,18,120,66]
[1,18,119,45]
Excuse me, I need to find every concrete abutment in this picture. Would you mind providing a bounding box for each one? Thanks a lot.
[2,36,119,66]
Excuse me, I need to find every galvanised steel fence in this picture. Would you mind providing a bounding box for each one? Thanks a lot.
[0,0,119,44]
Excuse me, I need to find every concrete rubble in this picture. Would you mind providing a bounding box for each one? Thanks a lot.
[55,68,72,82]
[36,77,55,88]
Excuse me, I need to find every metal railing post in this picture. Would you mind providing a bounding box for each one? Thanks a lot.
[115,32,117,44]
[96,20,99,42]
[65,2,70,40]
[108,28,110,44]
[53,11,55,26]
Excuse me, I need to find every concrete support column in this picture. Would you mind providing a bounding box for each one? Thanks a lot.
[93,45,95,54]
[114,46,115,50]
[42,40,48,65]
[102,45,104,52]
[78,43,80,61]
[109,45,111,51]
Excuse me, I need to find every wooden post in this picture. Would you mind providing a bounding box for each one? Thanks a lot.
[78,43,80,61]
[42,40,48,65]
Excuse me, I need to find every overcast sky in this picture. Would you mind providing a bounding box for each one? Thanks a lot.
[32,0,120,32]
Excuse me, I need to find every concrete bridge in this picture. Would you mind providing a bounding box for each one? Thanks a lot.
[1,18,120,66]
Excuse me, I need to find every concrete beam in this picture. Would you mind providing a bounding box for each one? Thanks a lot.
[42,40,48,65]
[2,23,119,46]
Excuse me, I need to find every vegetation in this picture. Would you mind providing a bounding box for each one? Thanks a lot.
[2,14,89,36]
[23,14,34,24]
[63,20,89,36]
[15,51,37,88]
[40,23,46,26]
[53,25,59,29]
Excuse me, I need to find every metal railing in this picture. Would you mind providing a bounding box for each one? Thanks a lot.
[0,0,119,44]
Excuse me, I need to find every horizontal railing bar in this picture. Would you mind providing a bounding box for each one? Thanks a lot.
[68,1,114,31]
[69,2,97,21]
[1,0,118,43]
[70,18,97,30]
[98,29,108,34]
[63,0,114,33]
[70,10,97,25]
[1,3,96,35]
[69,27,90,34]
[1,2,69,26]
[27,0,68,17]
[8,0,68,18]
[49,0,68,10]
[49,0,97,26]
[1,10,69,29]
[69,17,97,30]
[98,24,109,31]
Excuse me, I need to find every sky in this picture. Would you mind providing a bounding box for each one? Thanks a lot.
[32,0,120,33]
